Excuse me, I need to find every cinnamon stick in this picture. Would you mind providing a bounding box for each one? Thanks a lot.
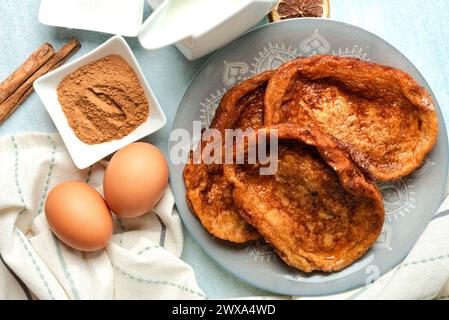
[0,43,55,104]
[0,38,81,124]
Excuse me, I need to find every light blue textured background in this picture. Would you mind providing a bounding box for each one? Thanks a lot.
[1,0,448,298]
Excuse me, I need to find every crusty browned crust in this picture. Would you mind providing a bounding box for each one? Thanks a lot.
[264,55,439,181]
[183,71,275,243]
[224,124,385,272]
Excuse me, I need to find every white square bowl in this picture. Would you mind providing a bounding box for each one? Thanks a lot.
[39,0,145,37]
[34,35,167,169]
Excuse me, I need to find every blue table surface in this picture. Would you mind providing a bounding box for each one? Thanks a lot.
[1,0,448,298]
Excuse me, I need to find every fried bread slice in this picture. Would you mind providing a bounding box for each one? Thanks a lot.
[224,124,385,272]
[183,71,274,243]
[265,55,438,181]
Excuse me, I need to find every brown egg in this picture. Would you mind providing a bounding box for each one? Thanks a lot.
[104,142,169,218]
[45,181,113,252]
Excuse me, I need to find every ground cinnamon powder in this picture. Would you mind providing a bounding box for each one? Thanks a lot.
[57,54,149,144]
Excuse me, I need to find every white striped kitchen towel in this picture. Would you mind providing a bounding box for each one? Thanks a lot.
[0,133,205,300]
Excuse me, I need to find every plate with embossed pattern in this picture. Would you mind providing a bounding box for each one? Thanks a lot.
[168,18,448,296]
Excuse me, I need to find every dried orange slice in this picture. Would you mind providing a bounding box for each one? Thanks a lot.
[270,0,330,21]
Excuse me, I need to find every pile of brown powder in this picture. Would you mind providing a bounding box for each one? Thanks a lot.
[57,54,149,144]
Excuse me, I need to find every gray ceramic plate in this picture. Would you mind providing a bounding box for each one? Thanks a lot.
[168,18,449,296]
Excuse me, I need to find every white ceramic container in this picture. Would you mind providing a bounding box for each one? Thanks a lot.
[39,0,145,37]
[140,0,277,60]
[34,35,167,169]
